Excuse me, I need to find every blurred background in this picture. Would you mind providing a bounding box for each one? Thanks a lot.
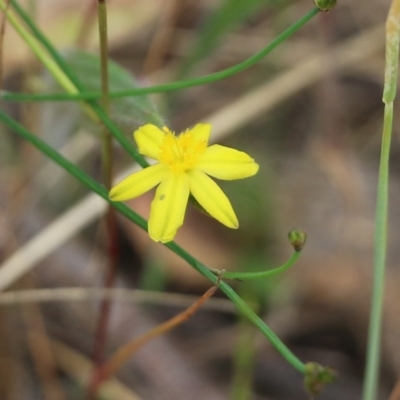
[0,0,399,399]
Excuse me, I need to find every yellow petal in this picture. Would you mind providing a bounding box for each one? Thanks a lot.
[188,170,238,228]
[134,124,165,160]
[148,173,190,243]
[109,163,167,201]
[197,144,259,180]
[189,123,211,144]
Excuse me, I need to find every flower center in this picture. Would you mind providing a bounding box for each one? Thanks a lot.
[159,128,207,174]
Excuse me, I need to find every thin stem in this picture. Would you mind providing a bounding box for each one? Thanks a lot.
[6,0,148,167]
[91,0,119,375]
[1,7,320,102]
[0,0,99,123]
[362,103,392,400]
[0,109,305,375]
[214,251,300,280]
[90,283,218,395]
[0,0,77,94]
[362,1,400,398]
[98,0,113,188]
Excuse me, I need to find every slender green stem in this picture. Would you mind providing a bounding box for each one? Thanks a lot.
[8,0,83,91]
[1,7,320,102]
[362,103,393,400]
[5,0,149,168]
[215,251,300,280]
[0,0,77,94]
[0,0,94,122]
[0,109,305,375]
[363,1,400,399]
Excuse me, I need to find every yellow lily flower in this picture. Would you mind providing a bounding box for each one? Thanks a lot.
[109,123,259,243]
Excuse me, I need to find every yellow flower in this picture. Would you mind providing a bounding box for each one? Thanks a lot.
[109,124,259,243]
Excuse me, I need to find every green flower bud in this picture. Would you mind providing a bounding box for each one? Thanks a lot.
[304,362,336,396]
[288,229,307,251]
[314,0,337,12]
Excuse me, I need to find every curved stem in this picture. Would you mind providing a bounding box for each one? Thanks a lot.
[93,283,218,389]
[1,6,319,102]
[215,251,300,280]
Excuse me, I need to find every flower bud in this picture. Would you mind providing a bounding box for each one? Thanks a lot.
[288,229,307,251]
[314,0,337,11]
[304,362,336,396]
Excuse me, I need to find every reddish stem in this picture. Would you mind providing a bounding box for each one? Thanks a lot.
[92,207,119,366]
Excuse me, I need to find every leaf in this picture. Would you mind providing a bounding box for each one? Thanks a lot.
[45,49,165,136]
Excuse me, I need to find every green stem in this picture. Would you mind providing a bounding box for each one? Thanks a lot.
[0,0,95,122]
[215,251,300,280]
[0,0,77,94]
[363,1,399,398]
[4,0,148,169]
[1,7,320,102]
[0,109,305,375]
[362,102,393,400]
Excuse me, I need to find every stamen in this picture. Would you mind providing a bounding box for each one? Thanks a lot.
[159,128,207,174]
